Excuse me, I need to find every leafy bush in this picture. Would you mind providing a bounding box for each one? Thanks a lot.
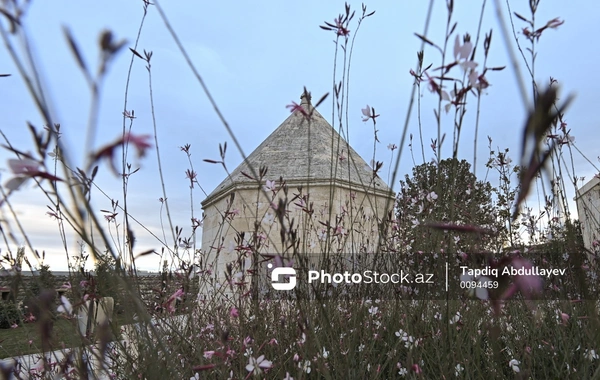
[94,255,134,318]
[0,301,21,329]
[26,264,56,297]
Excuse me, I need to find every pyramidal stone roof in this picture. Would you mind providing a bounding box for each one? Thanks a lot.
[202,93,393,206]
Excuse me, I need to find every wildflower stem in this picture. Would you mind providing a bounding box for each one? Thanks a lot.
[494,0,530,108]
[121,3,149,272]
[389,0,435,198]
[147,61,177,251]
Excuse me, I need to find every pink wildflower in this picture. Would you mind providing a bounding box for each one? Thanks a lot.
[165,288,184,314]
[263,179,277,193]
[286,101,309,119]
[334,17,350,36]
[4,158,63,192]
[361,105,380,124]
[411,363,422,374]
[8,158,40,175]
[321,16,350,37]
[425,72,442,95]
[410,68,424,83]
[546,17,564,29]
[91,133,152,175]
[203,351,215,359]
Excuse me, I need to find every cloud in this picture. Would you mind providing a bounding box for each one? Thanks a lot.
[1,188,196,272]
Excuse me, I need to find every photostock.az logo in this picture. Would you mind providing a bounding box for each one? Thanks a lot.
[268,263,297,290]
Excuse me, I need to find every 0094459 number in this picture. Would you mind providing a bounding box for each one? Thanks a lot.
[459,280,498,289]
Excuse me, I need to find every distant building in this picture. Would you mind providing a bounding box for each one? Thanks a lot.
[17,270,157,277]
[200,92,395,293]
[575,176,600,252]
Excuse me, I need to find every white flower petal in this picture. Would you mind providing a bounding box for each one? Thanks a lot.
[475,287,488,300]
[57,295,73,315]
[361,105,370,117]
[453,34,461,60]
[460,41,473,60]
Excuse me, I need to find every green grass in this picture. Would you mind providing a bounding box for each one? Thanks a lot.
[0,313,134,359]
[0,317,81,358]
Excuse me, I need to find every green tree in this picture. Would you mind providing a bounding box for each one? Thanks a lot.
[26,264,56,297]
[94,255,125,315]
[24,264,57,320]
[395,158,504,255]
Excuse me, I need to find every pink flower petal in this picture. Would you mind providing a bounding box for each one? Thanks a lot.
[4,176,29,192]
[8,158,39,175]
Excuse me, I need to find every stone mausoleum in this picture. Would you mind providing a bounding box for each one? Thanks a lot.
[575,176,600,253]
[200,92,395,293]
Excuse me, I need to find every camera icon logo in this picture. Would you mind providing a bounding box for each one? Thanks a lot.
[268,263,297,290]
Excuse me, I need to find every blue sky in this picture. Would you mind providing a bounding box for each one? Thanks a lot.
[0,1,597,271]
